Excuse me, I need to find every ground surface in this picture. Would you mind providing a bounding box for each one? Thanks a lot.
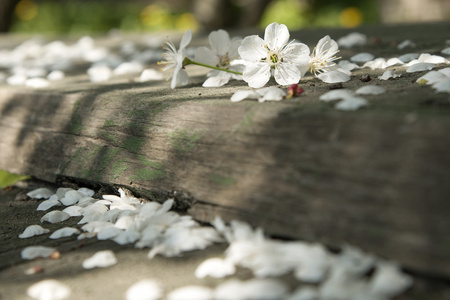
[1,22,450,299]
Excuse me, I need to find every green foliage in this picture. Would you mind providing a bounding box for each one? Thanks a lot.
[0,170,30,189]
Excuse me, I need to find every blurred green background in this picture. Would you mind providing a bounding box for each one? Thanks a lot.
[2,0,450,35]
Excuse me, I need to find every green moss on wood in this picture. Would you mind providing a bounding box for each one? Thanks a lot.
[103,119,116,128]
[123,136,144,152]
[209,173,235,186]
[168,129,201,152]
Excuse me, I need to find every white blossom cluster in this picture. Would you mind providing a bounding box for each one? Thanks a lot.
[22,186,413,300]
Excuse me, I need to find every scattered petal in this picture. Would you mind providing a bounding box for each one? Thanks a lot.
[416,71,448,85]
[37,196,61,211]
[356,85,386,95]
[256,86,286,102]
[112,230,141,245]
[350,52,374,63]
[398,53,419,63]
[195,257,236,278]
[139,69,164,82]
[82,250,117,269]
[317,70,350,83]
[338,60,359,71]
[113,61,144,75]
[60,190,85,206]
[231,90,260,102]
[40,211,71,223]
[19,225,50,238]
[49,227,80,239]
[47,70,65,81]
[167,286,213,300]
[286,286,319,300]
[337,32,367,48]
[378,70,402,80]
[442,47,450,55]
[27,188,55,199]
[97,226,124,240]
[202,76,230,87]
[126,279,163,300]
[214,279,288,300]
[433,78,450,93]
[21,246,57,260]
[27,279,71,300]
[87,65,112,82]
[62,205,82,217]
[418,53,447,64]
[78,187,95,197]
[406,62,435,73]
[397,40,416,50]
[335,97,368,111]
[369,262,413,298]
[319,89,355,102]
[26,78,49,88]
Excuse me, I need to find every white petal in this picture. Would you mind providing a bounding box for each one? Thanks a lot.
[228,39,243,61]
[264,22,289,50]
[317,70,350,83]
[256,86,286,102]
[82,250,117,269]
[194,47,219,66]
[418,53,447,64]
[209,29,231,56]
[319,89,355,102]
[369,262,413,297]
[179,30,192,50]
[195,258,236,278]
[338,60,359,71]
[26,78,49,88]
[231,90,260,102]
[274,63,300,86]
[397,39,416,50]
[243,63,271,88]
[40,211,70,223]
[87,65,112,82]
[213,279,244,300]
[77,187,95,197]
[337,32,367,48]
[49,227,80,239]
[171,68,189,89]
[60,190,85,206]
[442,47,450,55]
[356,85,386,95]
[62,205,82,216]
[406,62,435,73]
[47,70,65,81]
[56,187,73,200]
[27,188,54,199]
[335,97,368,111]
[416,71,448,85]
[350,52,375,63]
[239,35,267,62]
[27,279,71,300]
[21,246,57,260]
[363,58,387,69]
[398,53,419,63]
[37,196,61,211]
[126,279,163,300]
[19,225,50,238]
[81,220,114,233]
[202,76,230,87]
[97,226,123,240]
[378,70,401,80]
[112,231,141,245]
[438,67,450,77]
[386,57,404,67]
[293,245,331,283]
[433,78,450,93]
[139,69,164,82]
[167,286,213,300]
[316,35,339,54]
[283,43,310,65]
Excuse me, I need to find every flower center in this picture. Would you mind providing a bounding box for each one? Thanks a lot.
[218,55,230,68]
[270,53,280,64]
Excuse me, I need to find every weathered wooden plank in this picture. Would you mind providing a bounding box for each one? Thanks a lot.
[1,23,450,278]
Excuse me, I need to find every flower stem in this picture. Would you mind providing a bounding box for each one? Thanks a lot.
[183,58,242,75]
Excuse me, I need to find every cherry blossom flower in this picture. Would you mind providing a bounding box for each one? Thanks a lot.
[194,29,243,87]
[238,22,310,88]
[158,30,192,89]
[305,35,350,83]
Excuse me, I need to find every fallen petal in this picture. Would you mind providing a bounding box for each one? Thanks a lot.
[378,70,402,80]
[369,262,413,298]
[21,246,57,260]
[167,286,213,300]
[356,85,386,95]
[40,211,71,223]
[319,89,355,102]
[36,196,61,211]
[126,279,163,300]
[231,90,259,102]
[82,250,117,269]
[27,188,55,199]
[27,279,71,300]
[350,52,375,63]
[19,225,50,238]
[433,78,450,93]
[335,97,368,111]
[195,257,236,278]
[406,62,435,73]
[203,76,230,87]
[139,69,164,82]
[317,70,350,83]
[49,227,80,239]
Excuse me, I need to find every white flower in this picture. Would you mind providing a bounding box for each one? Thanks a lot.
[159,30,192,89]
[306,36,350,83]
[195,29,243,87]
[308,35,341,75]
[238,22,310,88]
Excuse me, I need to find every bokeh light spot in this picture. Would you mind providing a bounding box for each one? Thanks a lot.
[340,7,363,28]
[15,0,38,21]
